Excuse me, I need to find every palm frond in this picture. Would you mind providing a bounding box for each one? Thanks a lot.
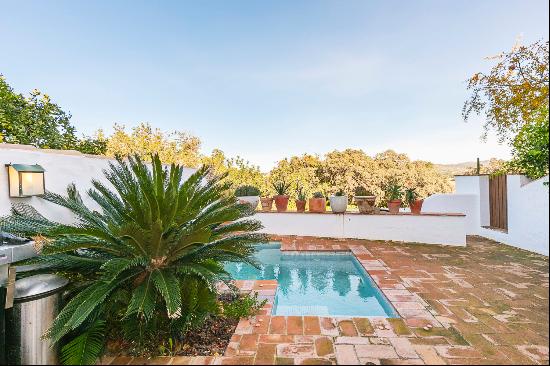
[60,320,106,366]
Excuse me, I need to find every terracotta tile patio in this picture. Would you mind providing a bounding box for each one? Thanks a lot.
[101,235,549,365]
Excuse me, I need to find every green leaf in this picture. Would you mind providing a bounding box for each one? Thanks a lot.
[151,269,182,317]
[60,320,106,365]
[126,274,156,320]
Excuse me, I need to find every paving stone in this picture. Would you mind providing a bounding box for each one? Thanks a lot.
[314,336,334,357]
[434,345,483,359]
[335,345,360,365]
[239,334,260,354]
[220,356,254,365]
[259,335,295,344]
[277,344,316,358]
[319,317,339,336]
[354,345,399,359]
[275,357,295,365]
[287,317,304,335]
[338,320,358,336]
[353,317,375,335]
[389,338,419,358]
[255,343,277,365]
[304,317,321,335]
[270,316,287,334]
[413,346,446,365]
[335,336,370,345]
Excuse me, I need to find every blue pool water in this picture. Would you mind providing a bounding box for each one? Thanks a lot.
[224,243,398,317]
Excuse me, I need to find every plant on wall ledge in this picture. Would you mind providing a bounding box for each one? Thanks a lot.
[271,180,292,212]
[404,187,424,215]
[0,155,267,365]
[384,181,403,214]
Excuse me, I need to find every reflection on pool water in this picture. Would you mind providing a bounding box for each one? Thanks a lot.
[224,243,398,317]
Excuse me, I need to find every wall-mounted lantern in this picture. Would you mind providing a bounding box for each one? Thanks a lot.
[5,164,46,197]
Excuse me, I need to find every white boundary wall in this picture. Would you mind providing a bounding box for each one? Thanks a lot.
[423,174,549,255]
[255,212,466,246]
[0,144,196,224]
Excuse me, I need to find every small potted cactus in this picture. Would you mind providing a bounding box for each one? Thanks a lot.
[309,192,326,213]
[295,186,307,213]
[329,189,348,214]
[385,182,403,214]
[272,180,292,212]
[354,186,376,214]
[235,185,261,210]
[405,188,424,215]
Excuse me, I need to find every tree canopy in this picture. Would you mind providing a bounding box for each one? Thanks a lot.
[463,40,549,142]
[105,123,202,167]
[0,75,77,149]
[463,40,549,180]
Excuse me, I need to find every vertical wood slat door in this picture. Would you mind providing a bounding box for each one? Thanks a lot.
[489,175,508,231]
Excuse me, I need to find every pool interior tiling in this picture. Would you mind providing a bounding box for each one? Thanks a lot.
[224,243,397,317]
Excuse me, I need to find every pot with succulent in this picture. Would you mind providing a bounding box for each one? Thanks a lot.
[308,192,326,213]
[354,186,376,214]
[295,186,307,213]
[405,188,424,215]
[385,181,403,214]
[272,180,292,212]
[260,197,274,211]
[329,189,348,214]
[260,193,274,212]
[235,185,261,211]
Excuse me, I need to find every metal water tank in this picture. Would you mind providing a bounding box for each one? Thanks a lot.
[6,274,69,365]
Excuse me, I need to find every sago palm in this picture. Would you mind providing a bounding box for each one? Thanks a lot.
[0,154,266,364]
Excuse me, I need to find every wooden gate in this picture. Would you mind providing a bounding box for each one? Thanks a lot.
[489,175,508,231]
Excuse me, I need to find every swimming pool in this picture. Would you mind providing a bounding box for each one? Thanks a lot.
[224,243,398,317]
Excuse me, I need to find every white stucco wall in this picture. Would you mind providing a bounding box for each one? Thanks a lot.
[478,175,549,255]
[422,194,479,234]
[0,144,196,223]
[255,212,466,246]
[423,174,549,255]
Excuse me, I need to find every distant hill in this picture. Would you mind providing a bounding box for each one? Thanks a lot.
[434,160,491,176]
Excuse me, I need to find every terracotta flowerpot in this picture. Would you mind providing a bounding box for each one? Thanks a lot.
[387,199,402,214]
[295,200,306,213]
[329,195,348,214]
[308,198,326,213]
[260,197,273,212]
[409,199,424,215]
[355,196,376,214]
[274,195,290,212]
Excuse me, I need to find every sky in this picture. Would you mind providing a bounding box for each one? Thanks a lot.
[1,0,548,171]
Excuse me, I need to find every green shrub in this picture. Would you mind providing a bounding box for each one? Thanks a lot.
[235,185,261,196]
[222,292,267,320]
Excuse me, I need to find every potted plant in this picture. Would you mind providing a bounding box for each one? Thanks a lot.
[405,188,424,215]
[235,185,261,210]
[260,196,274,212]
[309,192,326,213]
[295,186,307,213]
[354,186,376,214]
[329,189,348,214]
[272,180,292,212]
[385,182,403,214]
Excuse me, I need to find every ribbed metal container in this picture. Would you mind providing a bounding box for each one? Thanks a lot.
[6,274,68,365]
